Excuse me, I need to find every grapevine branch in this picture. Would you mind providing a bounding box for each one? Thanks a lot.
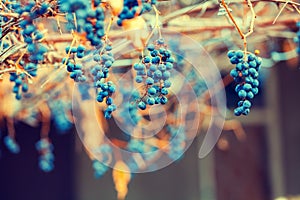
[221,0,256,56]
[144,5,161,47]
[273,0,290,24]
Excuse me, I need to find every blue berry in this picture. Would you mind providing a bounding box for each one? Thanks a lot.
[138,101,146,110]
[238,90,247,98]
[148,87,157,95]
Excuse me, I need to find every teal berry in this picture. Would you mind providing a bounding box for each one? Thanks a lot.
[236,63,243,71]
[160,96,168,104]
[165,62,173,70]
[135,75,143,83]
[148,87,157,95]
[227,50,235,58]
[243,100,252,108]
[238,90,247,98]
[230,57,239,64]
[161,88,168,95]
[147,97,155,105]
[77,52,85,58]
[145,77,154,85]
[247,91,254,99]
[164,80,172,88]
[252,87,259,95]
[252,79,259,87]
[162,71,171,80]
[147,44,155,51]
[243,108,250,115]
[243,83,252,91]
[230,69,239,77]
[138,101,146,110]
[236,50,244,59]
[234,107,243,116]
[144,56,151,63]
[149,64,157,71]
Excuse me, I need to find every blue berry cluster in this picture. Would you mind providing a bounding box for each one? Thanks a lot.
[166,125,186,161]
[92,41,116,119]
[96,81,117,119]
[3,135,20,154]
[49,100,73,133]
[133,38,174,110]
[35,138,55,172]
[9,72,29,100]
[78,83,92,100]
[3,1,51,101]
[59,0,88,17]
[127,139,145,153]
[228,50,262,116]
[92,160,109,178]
[60,0,105,46]
[169,40,186,72]
[92,144,112,178]
[5,1,51,101]
[0,15,3,39]
[82,7,105,46]
[13,1,51,17]
[119,89,141,126]
[127,138,159,163]
[295,22,300,54]
[186,69,207,97]
[117,0,157,26]
[16,2,48,64]
[64,45,87,82]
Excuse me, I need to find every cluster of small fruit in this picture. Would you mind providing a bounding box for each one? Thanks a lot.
[35,138,55,172]
[119,89,141,127]
[6,1,51,99]
[169,40,186,72]
[92,41,116,119]
[186,69,207,97]
[9,73,29,100]
[3,135,20,154]
[295,22,300,54]
[0,15,3,38]
[166,125,186,160]
[15,1,49,64]
[127,138,146,153]
[64,45,87,82]
[228,50,262,116]
[92,144,112,178]
[117,0,157,26]
[48,100,73,134]
[127,138,159,162]
[60,0,106,47]
[133,38,174,110]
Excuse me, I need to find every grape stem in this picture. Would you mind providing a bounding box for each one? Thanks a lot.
[41,31,77,88]
[39,103,51,139]
[221,0,256,60]
[144,5,162,47]
[273,0,289,24]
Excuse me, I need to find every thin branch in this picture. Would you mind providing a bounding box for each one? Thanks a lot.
[221,0,244,39]
[273,0,289,24]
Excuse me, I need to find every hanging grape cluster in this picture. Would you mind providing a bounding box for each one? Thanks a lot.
[133,38,174,110]
[35,138,55,172]
[117,0,157,26]
[295,22,300,54]
[3,135,20,154]
[229,50,262,116]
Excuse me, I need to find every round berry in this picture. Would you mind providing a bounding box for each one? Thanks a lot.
[138,101,146,110]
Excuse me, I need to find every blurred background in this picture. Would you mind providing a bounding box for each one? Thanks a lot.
[1,60,300,200]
